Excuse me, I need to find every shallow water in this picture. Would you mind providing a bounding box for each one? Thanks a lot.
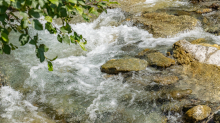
[1,0,220,123]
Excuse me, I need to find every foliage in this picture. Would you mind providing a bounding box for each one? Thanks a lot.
[0,0,118,71]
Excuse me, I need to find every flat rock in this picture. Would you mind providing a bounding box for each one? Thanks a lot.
[173,39,220,66]
[153,75,179,85]
[136,49,175,67]
[146,52,175,67]
[185,105,211,121]
[101,58,148,74]
[134,13,198,38]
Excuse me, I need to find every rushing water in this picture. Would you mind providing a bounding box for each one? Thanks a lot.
[1,0,220,123]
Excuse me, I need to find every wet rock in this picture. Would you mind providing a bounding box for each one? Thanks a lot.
[202,11,220,35]
[136,49,175,67]
[0,72,8,87]
[101,58,148,74]
[173,39,220,66]
[161,99,191,112]
[169,89,192,99]
[190,38,206,44]
[196,8,213,14]
[185,105,211,121]
[214,111,220,122]
[134,12,198,38]
[152,75,179,85]
[209,3,220,10]
[146,52,175,68]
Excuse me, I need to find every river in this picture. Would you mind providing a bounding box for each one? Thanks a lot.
[1,0,220,123]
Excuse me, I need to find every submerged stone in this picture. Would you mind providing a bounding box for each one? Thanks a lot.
[169,89,192,99]
[185,105,211,121]
[101,58,148,74]
[134,12,198,38]
[153,75,179,85]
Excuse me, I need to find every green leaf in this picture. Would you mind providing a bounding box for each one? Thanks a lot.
[19,11,28,19]
[63,34,70,44]
[60,23,72,34]
[0,14,6,23]
[0,6,7,14]
[29,9,41,18]
[37,47,45,62]
[49,0,59,6]
[19,34,30,46]
[45,16,52,23]
[32,19,43,30]
[29,33,38,45]
[50,56,58,61]
[68,0,77,4]
[1,32,9,43]
[75,6,83,15]
[48,61,53,71]
[78,41,87,51]
[78,1,85,5]
[82,14,89,22]
[45,22,57,34]
[9,43,18,50]
[21,18,28,28]
[57,34,62,43]
[39,0,45,7]
[70,35,76,44]
[39,44,49,52]
[3,44,11,54]
[31,0,38,8]
[59,7,67,17]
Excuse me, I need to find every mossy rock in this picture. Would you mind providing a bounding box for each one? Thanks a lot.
[101,58,148,74]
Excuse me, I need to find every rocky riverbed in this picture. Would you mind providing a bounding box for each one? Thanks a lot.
[1,0,220,123]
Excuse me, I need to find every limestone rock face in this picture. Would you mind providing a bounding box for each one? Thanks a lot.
[101,58,148,74]
[173,39,220,66]
[185,105,211,121]
[134,13,198,38]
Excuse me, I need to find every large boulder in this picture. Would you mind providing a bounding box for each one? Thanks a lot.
[185,105,211,121]
[134,13,198,38]
[101,58,148,74]
[173,39,220,66]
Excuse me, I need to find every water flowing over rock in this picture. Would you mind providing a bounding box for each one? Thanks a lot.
[169,89,192,99]
[173,39,220,66]
[134,13,198,38]
[185,105,211,121]
[101,58,148,74]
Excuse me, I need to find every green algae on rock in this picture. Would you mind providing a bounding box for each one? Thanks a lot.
[185,105,211,121]
[101,58,148,74]
[134,12,198,38]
